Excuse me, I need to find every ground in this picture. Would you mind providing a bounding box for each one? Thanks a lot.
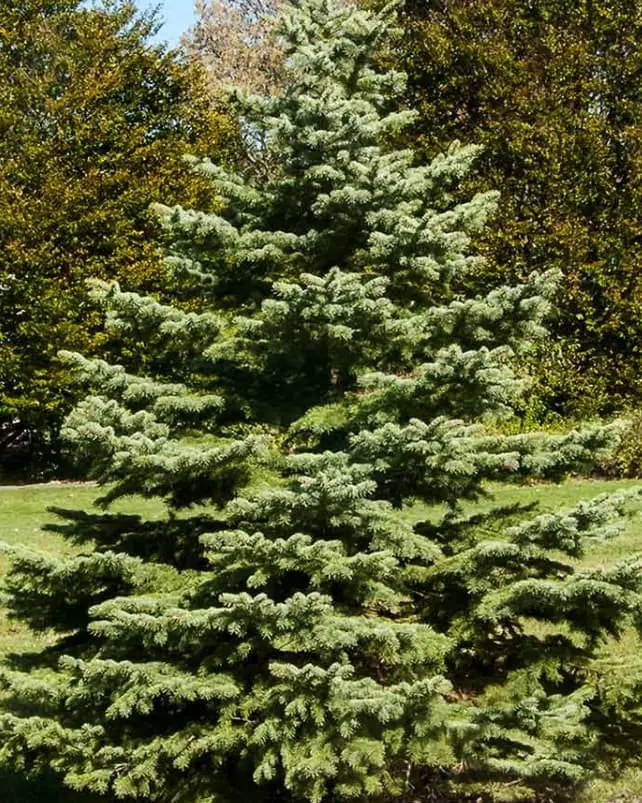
[1,478,642,801]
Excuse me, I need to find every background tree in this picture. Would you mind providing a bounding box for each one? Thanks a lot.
[367,0,642,419]
[186,0,285,97]
[0,0,239,477]
[1,1,641,802]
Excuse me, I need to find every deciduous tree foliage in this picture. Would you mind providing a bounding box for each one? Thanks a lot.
[186,0,285,96]
[1,1,641,801]
[0,0,238,474]
[371,0,642,418]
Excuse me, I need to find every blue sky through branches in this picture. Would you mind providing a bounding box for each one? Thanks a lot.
[136,0,197,45]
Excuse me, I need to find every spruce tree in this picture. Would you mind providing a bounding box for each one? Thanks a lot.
[1,1,641,801]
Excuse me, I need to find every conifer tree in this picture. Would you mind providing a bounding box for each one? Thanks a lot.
[1,1,641,801]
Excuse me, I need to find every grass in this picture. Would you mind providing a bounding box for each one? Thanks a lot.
[0,484,165,658]
[1,477,642,801]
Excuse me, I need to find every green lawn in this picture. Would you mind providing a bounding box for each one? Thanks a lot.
[1,478,642,801]
[0,483,165,658]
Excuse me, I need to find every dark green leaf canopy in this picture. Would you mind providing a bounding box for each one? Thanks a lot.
[0,0,238,475]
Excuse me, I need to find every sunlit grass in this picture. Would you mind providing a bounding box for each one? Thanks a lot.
[0,484,167,657]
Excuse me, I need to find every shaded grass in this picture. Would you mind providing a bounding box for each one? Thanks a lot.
[1,478,642,801]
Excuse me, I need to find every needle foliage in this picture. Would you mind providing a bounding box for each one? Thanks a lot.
[1,2,641,801]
